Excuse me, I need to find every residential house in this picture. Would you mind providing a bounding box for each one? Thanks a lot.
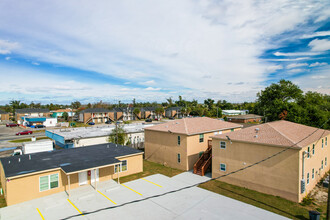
[211,120,330,202]
[0,143,143,206]
[20,116,57,127]
[165,107,182,118]
[0,110,9,122]
[222,110,249,116]
[51,109,75,118]
[78,108,112,124]
[15,108,51,123]
[227,114,263,123]
[144,117,242,171]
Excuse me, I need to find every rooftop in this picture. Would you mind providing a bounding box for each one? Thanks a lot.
[145,117,242,135]
[227,114,263,119]
[0,143,143,178]
[47,123,155,140]
[212,120,330,149]
[15,108,50,114]
[0,109,8,114]
[80,108,110,113]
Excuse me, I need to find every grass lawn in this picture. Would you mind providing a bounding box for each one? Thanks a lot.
[115,160,183,184]
[9,137,50,143]
[199,180,327,220]
[0,181,6,208]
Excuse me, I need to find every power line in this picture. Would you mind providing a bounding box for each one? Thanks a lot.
[62,118,330,219]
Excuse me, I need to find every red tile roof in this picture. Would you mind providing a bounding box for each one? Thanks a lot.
[145,117,242,135]
[212,120,329,149]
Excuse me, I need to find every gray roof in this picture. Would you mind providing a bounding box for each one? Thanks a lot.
[166,107,182,111]
[0,143,143,178]
[15,108,50,113]
[80,108,110,113]
[0,109,8,114]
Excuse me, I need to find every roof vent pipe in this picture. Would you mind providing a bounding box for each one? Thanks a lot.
[255,128,259,133]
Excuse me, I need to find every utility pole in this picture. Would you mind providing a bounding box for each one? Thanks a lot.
[116,120,118,144]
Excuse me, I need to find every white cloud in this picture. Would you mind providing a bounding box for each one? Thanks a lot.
[301,31,330,39]
[145,87,161,91]
[143,80,155,85]
[0,39,19,54]
[309,39,330,51]
[286,63,308,69]
[273,51,320,56]
[311,75,328,79]
[32,62,40,66]
[5,57,10,60]
[266,65,283,72]
[310,62,327,67]
[124,82,131,85]
[289,69,305,73]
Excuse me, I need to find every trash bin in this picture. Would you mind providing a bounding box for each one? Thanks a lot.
[309,210,320,220]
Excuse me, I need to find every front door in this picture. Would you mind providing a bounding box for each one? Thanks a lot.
[79,171,87,186]
[91,169,99,183]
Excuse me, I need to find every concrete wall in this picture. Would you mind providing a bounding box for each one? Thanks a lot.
[298,134,330,202]
[145,128,240,171]
[1,154,143,206]
[212,139,299,202]
[145,130,188,170]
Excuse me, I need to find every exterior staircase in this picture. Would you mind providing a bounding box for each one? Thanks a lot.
[193,140,212,176]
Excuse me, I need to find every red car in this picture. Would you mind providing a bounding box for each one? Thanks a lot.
[16,130,33,135]
[6,123,19,127]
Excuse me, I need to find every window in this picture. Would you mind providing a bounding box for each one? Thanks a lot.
[220,163,226,171]
[39,174,59,192]
[115,160,127,173]
[307,146,310,158]
[307,173,309,185]
[177,136,181,145]
[199,134,204,143]
[321,160,324,169]
[220,141,226,149]
[177,154,181,163]
[326,157,327,166]
[322,139,324,148]
[312,168,314,179]
[326,137,328,146]
[312,144,315,155]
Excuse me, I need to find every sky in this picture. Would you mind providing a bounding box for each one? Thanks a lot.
[0,0,329,105]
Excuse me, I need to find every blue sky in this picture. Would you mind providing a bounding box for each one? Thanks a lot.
[0,0,329,105]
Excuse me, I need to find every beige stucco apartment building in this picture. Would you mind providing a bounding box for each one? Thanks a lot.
[0,110,9,122]
[212,120,329,202]
[0,143,143,206]
[145,117,242,171]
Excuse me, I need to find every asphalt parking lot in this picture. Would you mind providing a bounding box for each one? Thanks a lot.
[0,172,288,220]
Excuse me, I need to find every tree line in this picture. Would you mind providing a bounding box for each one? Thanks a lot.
[1,80,329,129]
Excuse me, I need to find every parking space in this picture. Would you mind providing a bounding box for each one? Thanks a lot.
[0,173,288,219]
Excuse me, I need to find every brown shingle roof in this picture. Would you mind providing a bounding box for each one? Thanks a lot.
[212,120,330,149]
[144,117,242,135]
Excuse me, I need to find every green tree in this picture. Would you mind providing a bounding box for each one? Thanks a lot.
[133,108,141,119]
[255,79,303,122]
[62,112,69,121]
[204,99,215,110]
[108,124,127,145]
[71,101,81,109]
[155,107,164,118]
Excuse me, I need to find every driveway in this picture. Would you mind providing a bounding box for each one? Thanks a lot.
[0,172,288,220]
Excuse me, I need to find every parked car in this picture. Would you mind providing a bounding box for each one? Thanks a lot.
[154,118,161,121]
[105,121,112,124]
[35,125,46,128]
[16,130,33,135]
[145,119,152,122]
[168,117,175,120]
[88,122,95,125]
[6,123,19,127]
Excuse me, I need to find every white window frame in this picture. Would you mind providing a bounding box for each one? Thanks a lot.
[39,173,59,192]
[199,134,204,143]
[220,141,226,149]
[115,160,128,173]
[220,163,226,171]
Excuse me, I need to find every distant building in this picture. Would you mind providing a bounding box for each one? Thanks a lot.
[78,108,113,124]
[0,143,143,206]
[46,123,154,149]
[165,107,182,118]
[15,108,51,124]
[51,109,75,118]
[222,110,249,116]
[144,117,242,171]
[227,114,263,123]
[0,109,9,122]
[20,116,57,127]
[211,120,330,202]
